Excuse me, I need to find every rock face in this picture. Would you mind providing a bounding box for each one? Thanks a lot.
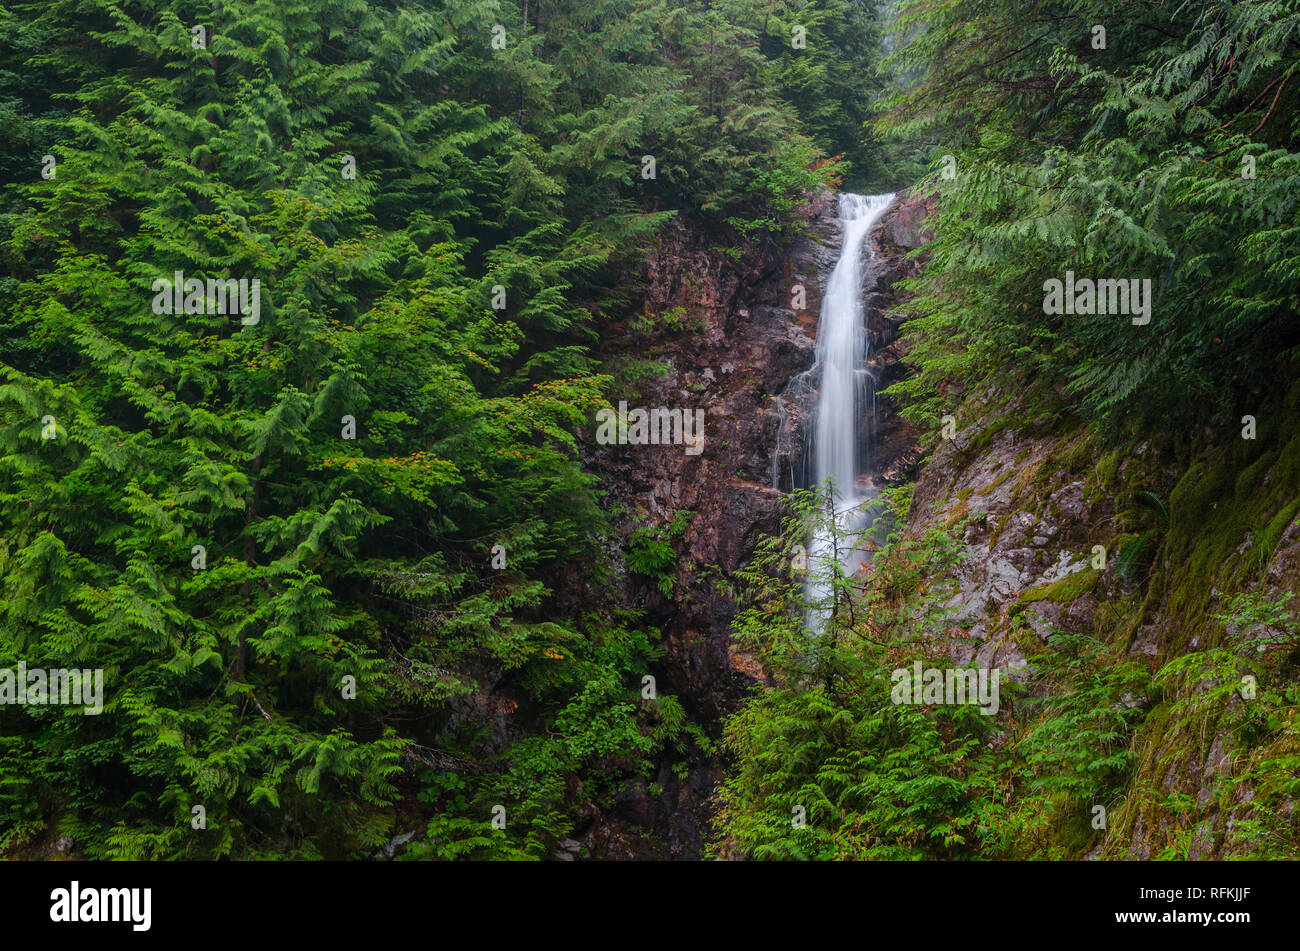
[889,238,1300,859]
[587,195,836,720]
[903,399,1127,673]
[562,190,929,857]
[867,191,933,486]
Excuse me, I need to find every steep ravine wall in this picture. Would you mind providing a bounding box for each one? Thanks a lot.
[902,378,1300,857]
[891,215,1300,859]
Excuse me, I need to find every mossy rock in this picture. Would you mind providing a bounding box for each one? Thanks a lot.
[979,467,1015,496]
[1058,432,1096,474]
[1233,450,1277,504]
[1256,496,1300,567]
[1095,447,1123,487]
[1020,566,1103,605]
[1159,429,1300,653]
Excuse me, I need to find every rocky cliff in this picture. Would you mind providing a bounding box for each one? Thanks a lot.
[891,219,1300,859]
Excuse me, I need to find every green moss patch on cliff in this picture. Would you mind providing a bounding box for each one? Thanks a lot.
[1019,567,1103,606]
[1099,378,1300,858]
[1152,379,1300,657]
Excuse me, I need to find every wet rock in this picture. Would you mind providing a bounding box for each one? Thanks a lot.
[1129,624,1160,656]
[551,191,851,856]
[885,193,936,248]
[1023,601,1063,641]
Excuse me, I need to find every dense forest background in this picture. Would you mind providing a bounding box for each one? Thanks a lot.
[0,0,1296,860]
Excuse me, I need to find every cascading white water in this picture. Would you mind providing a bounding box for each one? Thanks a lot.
[805,192,895,624]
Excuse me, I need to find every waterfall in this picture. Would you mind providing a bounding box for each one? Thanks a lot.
[804,192,895,625]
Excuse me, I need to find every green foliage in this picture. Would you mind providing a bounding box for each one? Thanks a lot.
[1216,591,1297,652]
[727,136,843,242]
[986,631,1149,858]
[710,0,1300,864]
[1141,619,1300,860]
[1019,567,1102,605]
[406,623,664,859]
[879,0,1300,436]
[712,489,1160,860]
[626,510,695,597]
[745,0,924,190]
[711,489,997,858]
[1115,532,1159,583]
[0,0,863,858]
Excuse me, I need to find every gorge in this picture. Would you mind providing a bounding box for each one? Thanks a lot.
[3,0,1297,869]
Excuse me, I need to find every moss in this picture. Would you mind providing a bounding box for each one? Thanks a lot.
[992,511,1013,541]
[966,412,1029,454]
[1095,447,1123,487]
[1103,702,1176,857]
[1233,450,1277,504]
[1059,432,1096,474]
[943,496,972,529]
[1266,428,1300,497]
[1098,383,1300,856]
[955,487,973,501]
[1090,593,1143,645]
[1014,458,1047,496]
[1158,429,1300,654]
[978,468,1014,496]
[1113,446,1167,499]
[1020,567,1103,605]
[909,358,1300,860]
[1256,496,1300,567]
